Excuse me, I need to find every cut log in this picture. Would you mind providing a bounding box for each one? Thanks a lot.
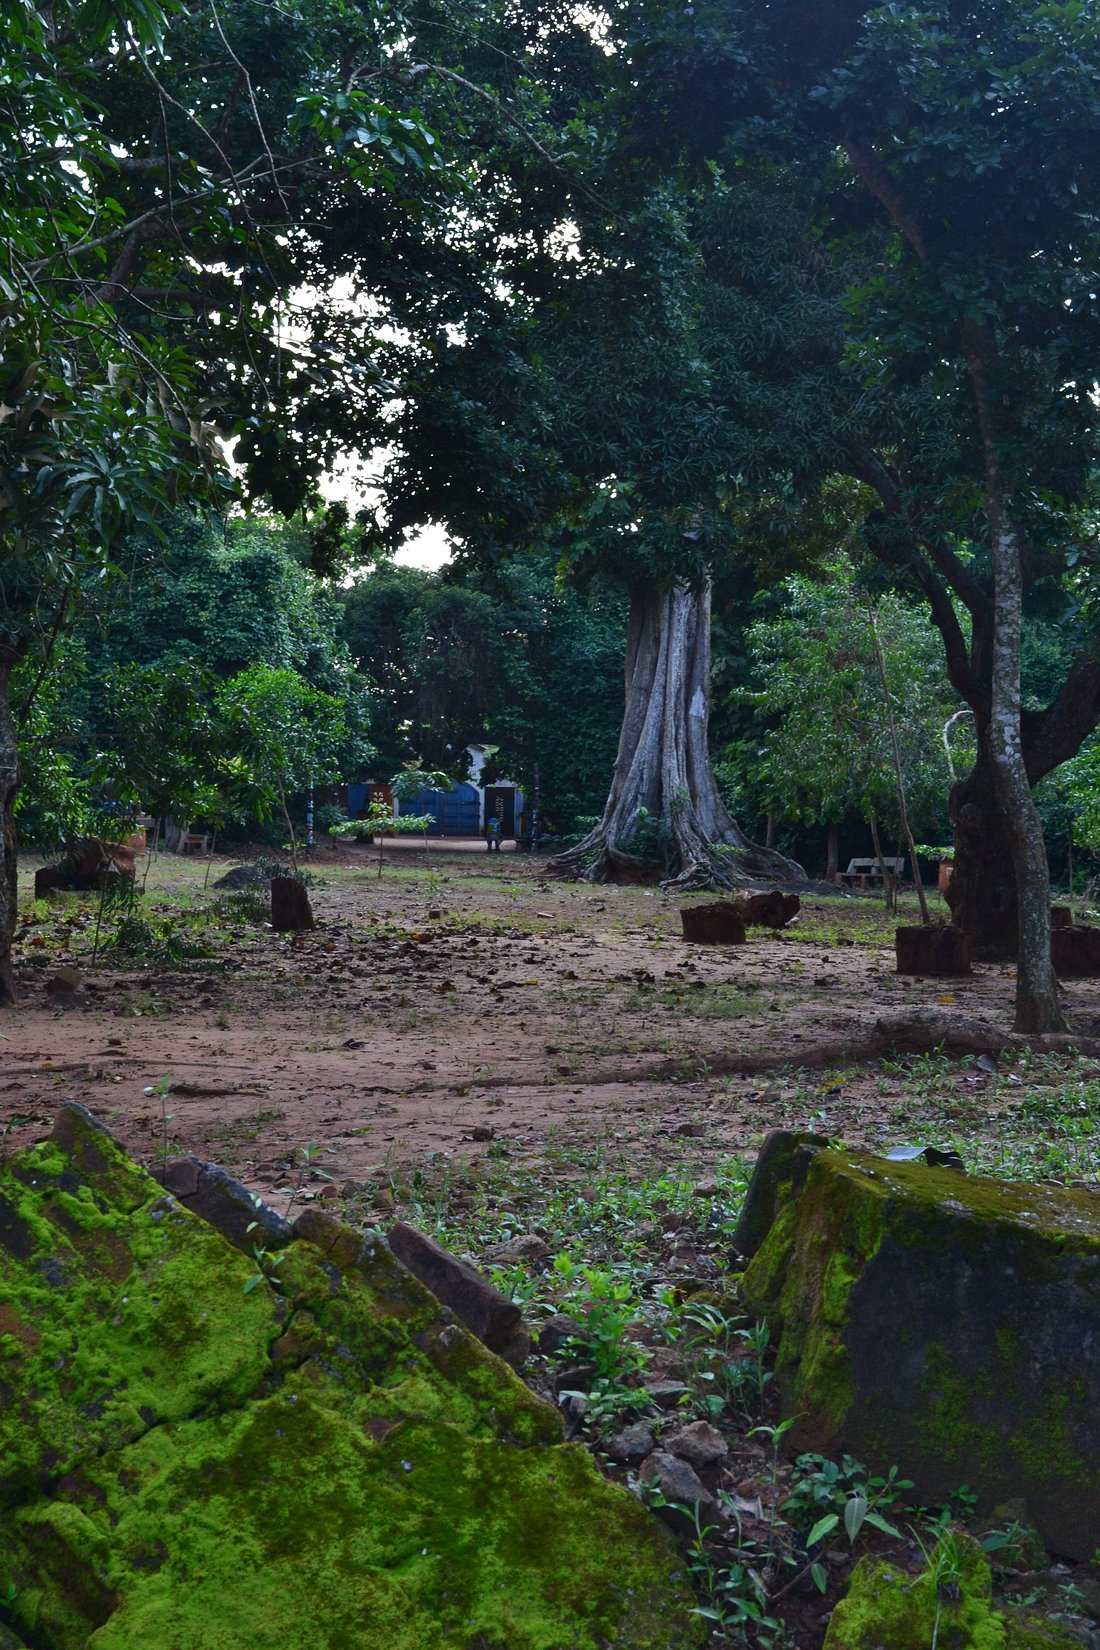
[735,891,800,928]
[1051,924,1100,978]
[35,838,136,896]
[895,925,973,976]
[1050,905,1073,930]
[271,876,315,932]
[680,902,746,945]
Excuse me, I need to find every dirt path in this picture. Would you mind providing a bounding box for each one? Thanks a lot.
[4,846,1099,1203]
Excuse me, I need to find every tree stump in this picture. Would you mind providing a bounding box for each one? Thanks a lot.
[735,891,801,928]
[67,836,136,888]
[1051,925,1100,977]
[1050,905,1073,930]
[271,876,315,932]
[895,926,972,976]
[34,838,136,896]
[681,902,746,945]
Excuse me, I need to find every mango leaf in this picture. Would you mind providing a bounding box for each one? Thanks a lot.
[844,1493,868,1543]
[807,1513,839,1547]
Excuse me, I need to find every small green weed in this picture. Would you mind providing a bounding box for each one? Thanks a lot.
[679,1502,784,1645]
[783,1453,909,1591]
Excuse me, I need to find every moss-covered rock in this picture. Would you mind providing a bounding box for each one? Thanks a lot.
[0,1105,703,1650]
[739,1140,1100,1560]
[824,1532,1085,1650]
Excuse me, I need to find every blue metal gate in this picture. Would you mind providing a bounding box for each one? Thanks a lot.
[399,781,481,836]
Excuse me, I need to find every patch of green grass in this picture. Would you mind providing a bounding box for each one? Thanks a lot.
[955,1077,1100,1185]
[625,983,763,1021]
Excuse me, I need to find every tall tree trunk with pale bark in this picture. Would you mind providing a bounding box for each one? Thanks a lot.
[549,580,803,888]
[963,321,1064,1033]
[986,516,1065,1032]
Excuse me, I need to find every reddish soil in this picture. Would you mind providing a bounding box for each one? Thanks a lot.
[4,843,1099,1201]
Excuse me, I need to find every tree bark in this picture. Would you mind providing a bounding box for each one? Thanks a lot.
[945,734,1019,960]
[962,320,1065,1033]
[0,643,24,1007]
[865,598,929,923]
[825,821,838,883]
[868,812,894,911]
[548,580,803,889]
[987,517,1065,1031]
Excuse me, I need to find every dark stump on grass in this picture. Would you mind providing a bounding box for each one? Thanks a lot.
[271,876,315,932]
[735,890,801,928]
[35,837,136,897]
[680,902,746,945]
[895,925,973,977]
[1051,924,1100,977]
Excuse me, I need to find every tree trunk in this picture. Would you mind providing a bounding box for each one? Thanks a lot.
[865,598,929,923]
[0,643,24,1007]
[963,319,1064,1033]
[988,519,1065,1032]
[945,735,1020,960]
[825,822,839,883]
[549,580,803,889]
[868,812,895,911]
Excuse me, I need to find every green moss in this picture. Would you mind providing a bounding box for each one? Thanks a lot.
[12,1502,118,1650]
[738,1142,1100,1556]
[6,1394,698,1650]
[0,1110,700,1649]
[279,1228,560,1449]
[739,1202,799,1323]
[0,1164,276,1507]
[743,1151,889,1442]
[824,1535,1006,1650]
[826,1536,1087,1650]
[1005,1614,1093,1649]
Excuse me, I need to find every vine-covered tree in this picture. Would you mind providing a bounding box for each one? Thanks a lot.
[383,165,857,885]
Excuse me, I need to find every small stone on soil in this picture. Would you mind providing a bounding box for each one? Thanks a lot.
[603,1425,656,1464]
[664,1420,729,1471]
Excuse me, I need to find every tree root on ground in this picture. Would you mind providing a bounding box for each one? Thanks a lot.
[469,1011,1100,1095]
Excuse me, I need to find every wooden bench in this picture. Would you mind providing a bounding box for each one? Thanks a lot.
[179,828,210,854]
[838,856,905,889]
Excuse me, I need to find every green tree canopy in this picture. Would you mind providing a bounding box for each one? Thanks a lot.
[728,565,965,845]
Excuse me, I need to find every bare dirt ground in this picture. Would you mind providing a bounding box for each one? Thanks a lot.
[4,842,1099,1202]
[7,844,1100,1648]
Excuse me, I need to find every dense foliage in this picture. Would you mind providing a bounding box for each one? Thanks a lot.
[341,555,626,836]
[14,515,372,849]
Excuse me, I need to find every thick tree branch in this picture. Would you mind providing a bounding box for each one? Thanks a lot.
[1025,654,1100,783]
[844,443,985,709]
[843,136,930,263]
[95,219,165,305]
